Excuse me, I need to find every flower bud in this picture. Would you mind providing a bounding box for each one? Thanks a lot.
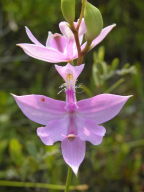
[61,0,75,23]
[84,2,103,41]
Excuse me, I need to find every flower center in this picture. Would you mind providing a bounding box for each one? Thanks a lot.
[66,73,73,81]
[65,72,75,89]
[65,71,78,112]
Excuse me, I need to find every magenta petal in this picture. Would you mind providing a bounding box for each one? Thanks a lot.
[25,26,43,46]
[76,18,86,45]
[72,18,86,38]
[17,43,67,63]
[59,19,86,40]
[91,24,116,49]
[77,94,131,124]
[46,33,67,53]
[55,63,84,82]
[78,18,86,36]
[12,94,66,125]
[65,38,76,59]
[37,117,68,145]
[61,137,85,175]
[59,20,86,58]
[77,119,106,145]
[59,21,74,40]
[46,31,53,47]
[81,24,116,51]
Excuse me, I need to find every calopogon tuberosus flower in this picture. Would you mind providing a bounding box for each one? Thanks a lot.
[12,64,131,174]
[17,19,116,63]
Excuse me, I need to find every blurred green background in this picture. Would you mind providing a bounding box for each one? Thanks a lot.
[0,0,144,191]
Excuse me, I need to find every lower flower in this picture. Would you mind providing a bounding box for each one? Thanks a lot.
[12,63,131,174]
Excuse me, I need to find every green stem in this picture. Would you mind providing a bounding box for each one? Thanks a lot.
[0,180,88,191]
[77,40,92,65]
[76,0,86,31]
[70,0,92,65]
[64,166,73,192]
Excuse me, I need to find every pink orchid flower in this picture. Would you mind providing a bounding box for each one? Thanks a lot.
[12,64,131,174]
[17,19,116,63]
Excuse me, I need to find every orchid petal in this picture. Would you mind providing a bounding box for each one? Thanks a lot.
[17,43,67,63]
[65,38,76,59]
[37,117,68,145]
[59,19,86,41]
[77,94,131,124]
[78,18,86,36]
[78,19,86,45]
[12,94,66,125]
[46,31,53,47]
[59,19,86,55]
[59,21,74,40]
[55,63,84,82]
[25,26,43,46]
[73,18,86,45]
[77,119,106,145]
[58,22,76,57]
[81,24,116,51]
[61,137,85,175]
[91,24,116,49]
[46,33,67,53]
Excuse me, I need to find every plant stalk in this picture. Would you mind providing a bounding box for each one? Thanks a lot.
[0,180,88,191]
[64,166,73,192]
[76,0,86,30]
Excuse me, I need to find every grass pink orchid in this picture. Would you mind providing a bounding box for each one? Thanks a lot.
[12,64,131,175]
[17,20,116,63]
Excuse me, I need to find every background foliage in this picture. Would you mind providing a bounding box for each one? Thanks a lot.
[0,0,144,191]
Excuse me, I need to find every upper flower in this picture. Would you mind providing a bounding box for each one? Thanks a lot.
[17,19,116,63]
[12,64,131,174]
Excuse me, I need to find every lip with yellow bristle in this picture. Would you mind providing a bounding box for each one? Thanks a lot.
[66,73,73,81]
